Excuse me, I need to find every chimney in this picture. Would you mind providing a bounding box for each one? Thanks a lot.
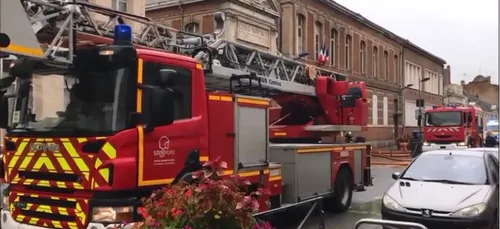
[460,80,465,85]
[444,65,451,85]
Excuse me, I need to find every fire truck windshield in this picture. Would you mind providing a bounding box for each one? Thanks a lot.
[425,111,463,127]
[9,67,132,137]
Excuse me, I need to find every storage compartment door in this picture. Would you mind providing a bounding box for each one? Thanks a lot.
[235,105,268,168]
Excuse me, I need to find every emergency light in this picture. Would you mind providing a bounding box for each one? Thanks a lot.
[113,24,132,45]
[432,105,437,109]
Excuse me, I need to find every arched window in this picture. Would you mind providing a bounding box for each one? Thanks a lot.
[372,46,378,77]
[393,55,399,82]
[383,50,389,78]
[314,22,323,60]
[297,14,305,54]
[345,35,352,70]
[360,41,366,73]
[185,22,200,34]
[330,29,338,66]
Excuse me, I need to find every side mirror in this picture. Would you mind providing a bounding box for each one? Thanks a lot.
[467,113,473,123]
[391,172,401,180]
[144,87,175,133]
[159,69,177,87]
[0,93,8,128]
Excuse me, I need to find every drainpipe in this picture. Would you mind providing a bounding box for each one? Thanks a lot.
[399,44,405,138]
[442,64,446,105]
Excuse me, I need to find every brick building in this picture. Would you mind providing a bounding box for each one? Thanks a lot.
[144,0,447,141]
[401,42,446,132]
[1,0,447,143]
[462,75,499,107]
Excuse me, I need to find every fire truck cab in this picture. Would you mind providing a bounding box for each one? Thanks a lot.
[422,104,484,151]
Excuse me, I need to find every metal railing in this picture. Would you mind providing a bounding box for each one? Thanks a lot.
[354,219,428,229]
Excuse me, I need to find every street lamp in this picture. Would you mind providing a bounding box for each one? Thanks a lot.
[394,84,416,149]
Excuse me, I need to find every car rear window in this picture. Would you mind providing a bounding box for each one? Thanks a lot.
[402,154,488,185]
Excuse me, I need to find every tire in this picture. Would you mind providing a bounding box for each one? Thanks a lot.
[323,168,353,213]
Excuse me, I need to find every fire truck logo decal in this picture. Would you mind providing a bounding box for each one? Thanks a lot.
[426,127,460,132]
[154,136,175,158]
[29,142,59,152]
[9,192,89,229]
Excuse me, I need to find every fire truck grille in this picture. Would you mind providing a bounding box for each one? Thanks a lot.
[10,192,89,229]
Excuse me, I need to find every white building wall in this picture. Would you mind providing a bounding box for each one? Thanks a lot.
[404,100,432,127]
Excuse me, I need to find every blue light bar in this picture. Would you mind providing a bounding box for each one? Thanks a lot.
[432,105,437,109]
[113,24,132,45]
[451,104,457,108]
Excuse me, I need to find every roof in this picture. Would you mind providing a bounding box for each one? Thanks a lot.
[317,0,446,65]
[136,49,198,63]
[463,91,494,112]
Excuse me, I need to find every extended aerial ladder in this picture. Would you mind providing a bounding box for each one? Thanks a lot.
[0,0,367,142]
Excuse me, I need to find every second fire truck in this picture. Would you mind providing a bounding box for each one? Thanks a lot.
[0,0,372,228]
[422,104,484,151]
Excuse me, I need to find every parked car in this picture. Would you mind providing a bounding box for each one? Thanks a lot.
[381,150,499,229]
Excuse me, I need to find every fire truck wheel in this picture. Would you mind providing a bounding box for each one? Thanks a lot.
[324,168,353,213]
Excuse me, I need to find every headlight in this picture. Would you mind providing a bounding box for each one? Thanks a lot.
[91,206,134,222]
[1,184,9,211]
[457,142,466,146]
[422,142,430,146]
[1,195,8,210]
[451,203,486,217]
[382,195,405,212]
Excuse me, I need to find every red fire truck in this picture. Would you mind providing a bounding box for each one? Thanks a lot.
[422,104,484,151]
[0,1,372,229]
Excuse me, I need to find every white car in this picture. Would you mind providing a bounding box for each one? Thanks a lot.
[381,149,499,229]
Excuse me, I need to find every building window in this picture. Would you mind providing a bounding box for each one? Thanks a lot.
[424,70,440,94]
[345,35,352,70]
[383,97,388,126]
[297,14,305,55]
[112,0,127,11]
[360,41,366,74]
[372,46,378,77]
[383,51,388,79]
[185,23,199,34]
[393,55,399,82]
[404,62,421,90]
[330,29,338,66]
[372,94,378,125]
[314,22,323,60]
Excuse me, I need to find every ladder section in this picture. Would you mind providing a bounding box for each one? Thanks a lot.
[0,0,347,96]
[0,0,203,65]
[199,40,348,96]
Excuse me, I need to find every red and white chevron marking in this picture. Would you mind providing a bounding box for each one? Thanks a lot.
[426,127,461,132]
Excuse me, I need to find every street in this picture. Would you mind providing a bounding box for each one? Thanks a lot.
[282,166,404,229]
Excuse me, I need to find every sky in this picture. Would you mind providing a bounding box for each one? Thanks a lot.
[334,0,498,84]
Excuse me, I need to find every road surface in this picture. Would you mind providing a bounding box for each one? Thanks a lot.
[282,166,405,229]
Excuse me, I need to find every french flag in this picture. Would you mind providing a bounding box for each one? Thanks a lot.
[317,45,329,65]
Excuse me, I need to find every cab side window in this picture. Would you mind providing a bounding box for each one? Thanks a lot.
[142,60,192,123]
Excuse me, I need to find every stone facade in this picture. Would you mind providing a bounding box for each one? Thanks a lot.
[143,0,449,142]
[444,84,467,105]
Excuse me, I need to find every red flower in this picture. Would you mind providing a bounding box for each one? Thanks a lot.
[138,207,149,218]
[185,189,192,197]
